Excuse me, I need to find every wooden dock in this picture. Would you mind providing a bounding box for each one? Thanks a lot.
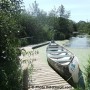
[20,44,73,90]
[28,51,73,90]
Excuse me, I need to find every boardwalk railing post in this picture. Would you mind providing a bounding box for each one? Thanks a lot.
[23,68,28,90]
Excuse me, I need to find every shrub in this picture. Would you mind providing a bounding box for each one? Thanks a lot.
[0,11,22,90]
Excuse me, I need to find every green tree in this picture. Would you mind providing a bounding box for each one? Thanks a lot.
[55,17,70,39]
[48,5,71,40]
[29,0,40,16]
[86,23,90,34]
[57,5,70,18]
[0,0,23,90]
[77,21,87,33]
[20,11,49,44]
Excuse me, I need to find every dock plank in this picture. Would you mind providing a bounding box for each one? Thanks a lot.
[28,53,73,90]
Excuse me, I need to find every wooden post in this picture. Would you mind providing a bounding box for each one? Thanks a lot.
[23,68,28,90]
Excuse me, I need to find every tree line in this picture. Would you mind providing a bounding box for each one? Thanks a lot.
[76,20,90,34]
[19,1,90,46]
[20,1,77,45]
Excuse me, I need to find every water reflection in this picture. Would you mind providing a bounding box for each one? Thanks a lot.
[65,35,90,48]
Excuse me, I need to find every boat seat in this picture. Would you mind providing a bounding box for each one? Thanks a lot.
[49,44,58,46]
[48,54,72,59]
[49,43,57,46]
[48,45,60,48]
[50,57,72,63]
[49,52,67,55]
[58,59,71,63]
[47,48,65,52]
[48,51,68,55]
[48,46,61,49]
[47,50,67,53]
[47,47,62,50]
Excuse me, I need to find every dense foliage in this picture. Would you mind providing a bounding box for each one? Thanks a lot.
[0,0,23,90]
[76,21,90,34]
[20,1,78,46]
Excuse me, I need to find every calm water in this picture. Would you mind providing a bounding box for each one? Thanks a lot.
[65,35,90,48]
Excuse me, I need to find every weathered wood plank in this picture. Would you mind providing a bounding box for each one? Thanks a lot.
[28,53,73,90]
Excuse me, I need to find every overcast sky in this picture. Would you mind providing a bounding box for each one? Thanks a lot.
[23,0,90,22]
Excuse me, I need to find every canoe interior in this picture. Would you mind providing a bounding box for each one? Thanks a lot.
[46,42,85,89]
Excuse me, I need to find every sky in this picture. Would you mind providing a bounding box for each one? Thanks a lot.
[23,0,90,22]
